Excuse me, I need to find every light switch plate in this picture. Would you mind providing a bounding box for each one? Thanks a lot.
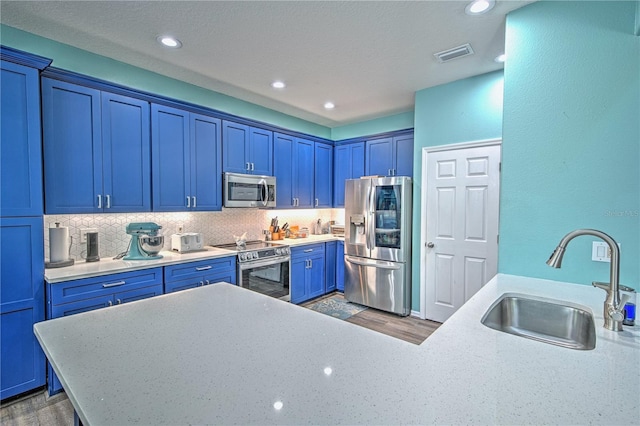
[80,228,98,243]
[592,241,621,262]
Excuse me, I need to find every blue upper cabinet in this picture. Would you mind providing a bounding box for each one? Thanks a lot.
[273,132,294,207]
[101,92,151,212]
[190,113,222,211]
[152,104,222,211]
[333,142,364,207]
[365,133,414,177]
[222,120,273,175]
[314,142,333,208]
[42,78,102,214]
[42,78,152,214]
[0,61,43,217]
[294,138,314,208]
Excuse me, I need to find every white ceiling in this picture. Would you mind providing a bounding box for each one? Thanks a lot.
[1,0,534,127]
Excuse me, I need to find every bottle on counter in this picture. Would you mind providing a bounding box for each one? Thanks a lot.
[621,285,636,326]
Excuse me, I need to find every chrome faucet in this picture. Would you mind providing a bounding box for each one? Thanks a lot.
[547,229,629,331]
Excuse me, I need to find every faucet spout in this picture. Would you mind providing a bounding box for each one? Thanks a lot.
[547,229,625,331]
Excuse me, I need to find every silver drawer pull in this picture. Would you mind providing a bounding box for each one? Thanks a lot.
[303,249,313,253]
[107,300,113,306]
[116,299,122,304]
[102,280,126,288]
[196,266,212,271]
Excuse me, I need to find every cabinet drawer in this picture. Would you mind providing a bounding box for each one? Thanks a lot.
[49,268,163,306]
[50,294,113,317]
[164,278,201,294]
[164,256,236,283]
[291,243,325,259]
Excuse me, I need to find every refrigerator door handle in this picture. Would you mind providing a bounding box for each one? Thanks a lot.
[367,184,376,250]
[345,256,402,270]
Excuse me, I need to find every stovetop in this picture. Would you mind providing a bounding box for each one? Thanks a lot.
[213,240,282,252]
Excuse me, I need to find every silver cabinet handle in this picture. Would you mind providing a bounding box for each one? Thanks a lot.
[199,281,204,287]
[116,299,122,305]
[192,196,197,208]
[106,194,111,208]
[196,265,212,271]
[315,198,319,207]
[102,280,126,288]
[303,248,313,253]
[251,162,255,171]
[186,196,191,208]
[309,259,313,268]
[246,162,250,171]
[205,280,211,285]
[97,194,102,209]
[108,300,113,306]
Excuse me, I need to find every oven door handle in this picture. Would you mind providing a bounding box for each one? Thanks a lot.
[238,256,290,270]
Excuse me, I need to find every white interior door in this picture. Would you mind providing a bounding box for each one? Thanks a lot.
[423,143,501,322]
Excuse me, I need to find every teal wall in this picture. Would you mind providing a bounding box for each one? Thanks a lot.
[500,1,639,287]
[331,111,414,141]
[0,25,331,139]
[411,71,504,311]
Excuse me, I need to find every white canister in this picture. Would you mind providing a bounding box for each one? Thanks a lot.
[49,223,71,262]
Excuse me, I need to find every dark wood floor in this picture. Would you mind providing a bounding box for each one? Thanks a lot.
[1,292,440,424]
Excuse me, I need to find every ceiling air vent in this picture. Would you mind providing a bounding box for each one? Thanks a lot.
[434,43,474,63]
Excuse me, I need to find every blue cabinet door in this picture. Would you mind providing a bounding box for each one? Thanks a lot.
[42,78,102,214]
[308,252,326,300]
[0,217,45,399]
[333,142,364,207]
[325,242,337,293]
[151,104,190,211]
[336,241,345,292]
[191,113,222,211]
[274,132,294,208]
[293,138,314,208]
[290,256,308,304]
[366,137,393,176]
[101,93,151,212]
[0,61,43,217]
[249,127,273,176]
[394,134,414,177]
[222,121,250,174]
[314,143,333,208]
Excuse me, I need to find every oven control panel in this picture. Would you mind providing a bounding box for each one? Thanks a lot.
[238,246,290,263]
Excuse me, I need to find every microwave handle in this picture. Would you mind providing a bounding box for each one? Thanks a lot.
[259,178,268,207]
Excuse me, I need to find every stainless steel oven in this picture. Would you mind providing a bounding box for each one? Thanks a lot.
[215,241,290,301]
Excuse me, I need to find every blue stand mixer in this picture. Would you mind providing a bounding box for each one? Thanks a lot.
[124,222,164,260]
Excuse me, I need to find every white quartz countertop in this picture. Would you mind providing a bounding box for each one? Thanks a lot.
[44,247,236,283]
[45,235,343,283]
[34,274,640,425]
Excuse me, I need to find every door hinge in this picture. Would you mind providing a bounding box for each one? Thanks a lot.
[497,234,500,244]
[499,162,502,172]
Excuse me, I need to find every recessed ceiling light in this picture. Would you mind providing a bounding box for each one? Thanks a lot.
[465,0,495,15]
[495,54,506,63]
[271,81,286,89]
[157,35,182,48]
[324,102,335,110]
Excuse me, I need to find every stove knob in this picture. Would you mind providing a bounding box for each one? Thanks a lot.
[252,252,259,259]
[275,248,281,255]
[239,253,246,261]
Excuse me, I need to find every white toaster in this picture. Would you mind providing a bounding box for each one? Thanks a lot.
[171,233,204,253]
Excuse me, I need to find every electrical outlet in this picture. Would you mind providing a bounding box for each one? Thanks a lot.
[592,241,621,263]
[177,224,184,233]
[80,228,98,243]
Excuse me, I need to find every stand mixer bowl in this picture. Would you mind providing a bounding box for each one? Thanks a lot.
[139,235,164,256]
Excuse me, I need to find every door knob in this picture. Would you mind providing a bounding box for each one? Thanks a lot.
[427,242,435,248]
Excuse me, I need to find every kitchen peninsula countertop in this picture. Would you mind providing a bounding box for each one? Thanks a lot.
[34,274,639,425]
[44,235,343,283]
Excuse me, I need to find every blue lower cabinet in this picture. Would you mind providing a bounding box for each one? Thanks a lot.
[0,217,45,399]
[164,256,236,293]
[290,244,326,304]
[47,268,163,395]
[336,241,345,292]
[325,242,337,293]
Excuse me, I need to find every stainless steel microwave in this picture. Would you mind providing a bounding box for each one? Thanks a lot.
[223,172,276,208]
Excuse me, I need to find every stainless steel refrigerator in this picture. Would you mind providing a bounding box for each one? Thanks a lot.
[344,176,412,316]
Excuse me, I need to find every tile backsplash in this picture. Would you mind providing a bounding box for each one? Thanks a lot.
[44,208,344,261]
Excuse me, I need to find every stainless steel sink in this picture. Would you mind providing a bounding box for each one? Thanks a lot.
[481,293,596,350]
